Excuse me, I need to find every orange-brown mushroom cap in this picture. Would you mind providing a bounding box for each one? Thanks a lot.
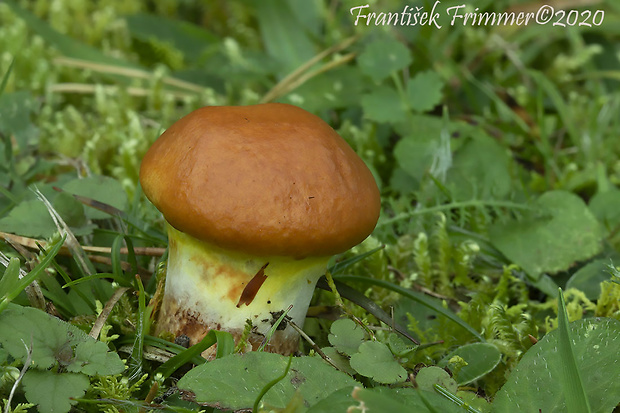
[140,103,381,258]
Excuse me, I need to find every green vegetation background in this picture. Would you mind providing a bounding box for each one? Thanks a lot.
[1,0,619,412]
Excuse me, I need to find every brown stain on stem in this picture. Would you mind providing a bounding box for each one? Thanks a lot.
[236,263,269,308]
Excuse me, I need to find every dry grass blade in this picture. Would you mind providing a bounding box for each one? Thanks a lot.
[260,35,359,103]
[89,287,130,339]
[288,319,342,372]
[53,56,205,93]
[32,187,95,276]
[0,231,165,257]
[49,83,196,100]
[1,231,159,279]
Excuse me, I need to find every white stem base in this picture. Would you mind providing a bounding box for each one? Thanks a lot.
[155,225,329,355]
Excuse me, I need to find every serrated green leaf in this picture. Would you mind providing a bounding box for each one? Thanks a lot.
[415,366,458,394]
[125,13,217,63]
[22,370,89,413]
[361,86,406,124]
[177,352,357,411]
[0,199,56,238]
[492,318,620,413]
[407,71,444,113]
[0,91,39,149]
[52,192,88,232]
[281,67,364,113]
[489,190,603,279]
[446,134,513,200]
[0,191,96,238]
[438,343,501,385]
[62,175,128,220]
[393,115,444,181]
[0,347,9,364]
[328,318,364,356]
[358,38,412,83]
[349,341,407,384]
[0,305,124,375]
[255,0,316,76]
[67,340,125,376]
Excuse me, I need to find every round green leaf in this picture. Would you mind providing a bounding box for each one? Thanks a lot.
[349,341,407,384]
[489,190,603,279]
[321,347,356,376]
[493,318,620,413]
[22,370,89,413]
[446,134,513,201]
[415,366,458,394]
[438,342,501,385]
[407,71,444,113]
[357,38,412,83]
[361,86,406,124]
[62,175,128,219]
[177,352,357,411]
[0,305,124,376]
[566,259,614,300]
[328,318,364,356]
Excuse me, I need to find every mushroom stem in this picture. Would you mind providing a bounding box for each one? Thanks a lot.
[155,225,329,356]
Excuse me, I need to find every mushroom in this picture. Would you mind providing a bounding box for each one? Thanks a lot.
[139,103,380,356]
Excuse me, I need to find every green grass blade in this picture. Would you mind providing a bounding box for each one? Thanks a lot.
[0,58,15,96]
[258,305,292,352]
[316,277,419,345]
[433,384,482,413]
[116,334,206,365]
[556,288,591,413]
[0,257,22,313]
[41,244,97,313]
[111,234,124,280]
[61,273,126,288]
[253,354,293,413]
[334,275,484,342]
[128,274,151,382]
[328,246,384,275]
[14,237,64,292]
[154,330,234,380]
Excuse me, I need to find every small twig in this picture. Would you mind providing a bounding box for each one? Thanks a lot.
[53,56,205,93]
[260,35,359,103]
[288,320,342,372]
[89,287,130,339]
[1,231,166,257]
[324,270,375,340]
[389,265,453,301]
[272,52,356,99]
[49,83,196,100]
[140,381,159,413]
[5,338,33,413]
